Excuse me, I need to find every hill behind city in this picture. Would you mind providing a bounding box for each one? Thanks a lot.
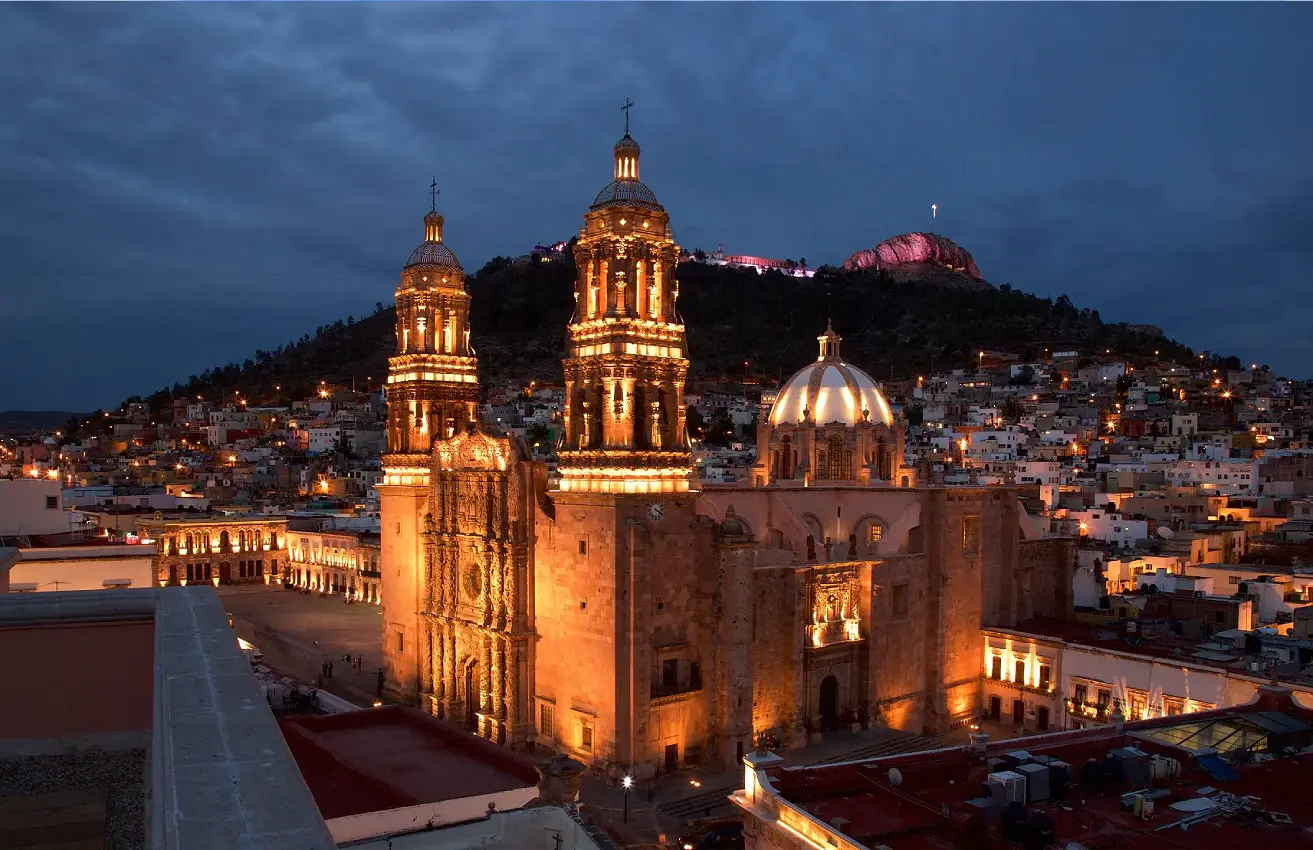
[73,251,1214,426]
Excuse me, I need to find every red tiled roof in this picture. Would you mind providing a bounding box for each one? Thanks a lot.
[280,706,539,820]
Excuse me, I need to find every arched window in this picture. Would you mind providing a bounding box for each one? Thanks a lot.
[826,434,851,480]
[778,435,793,479]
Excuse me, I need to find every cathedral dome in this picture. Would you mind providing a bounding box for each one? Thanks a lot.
[591,179,662,210]
[768,324,893,427]
[405,210,463,271]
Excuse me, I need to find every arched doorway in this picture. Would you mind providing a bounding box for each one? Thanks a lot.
[464,662,479,731]
[819,675,839,732]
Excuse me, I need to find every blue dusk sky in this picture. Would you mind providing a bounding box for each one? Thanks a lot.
[2,3,1311,410]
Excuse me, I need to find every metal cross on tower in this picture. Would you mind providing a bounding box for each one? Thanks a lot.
[430,176,439,211]
[931,203,937,218]
[621,97,634,134]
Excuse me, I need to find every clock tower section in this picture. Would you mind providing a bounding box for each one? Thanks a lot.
[556,121,693,494]
[381,192,479,702]
[533,112,706,775]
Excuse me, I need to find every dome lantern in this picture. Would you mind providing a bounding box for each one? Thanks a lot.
[818,321,842,361]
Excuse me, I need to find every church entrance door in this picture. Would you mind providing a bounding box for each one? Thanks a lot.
[819,675,839,732]
[989,696,1001,721]
[219,562,231,584]
[465,663,478,731]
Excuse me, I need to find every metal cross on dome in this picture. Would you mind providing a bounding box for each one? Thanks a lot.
[622,97,634,134]
[430,177,440,211]
[931,203,938,218]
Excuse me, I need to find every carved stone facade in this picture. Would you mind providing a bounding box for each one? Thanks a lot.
[418,429,543,747]
[134,515,286,587]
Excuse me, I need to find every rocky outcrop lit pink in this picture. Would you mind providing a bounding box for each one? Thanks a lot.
[844,232,982,279]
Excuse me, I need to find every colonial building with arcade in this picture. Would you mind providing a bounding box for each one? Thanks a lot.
[380,114,1078,778]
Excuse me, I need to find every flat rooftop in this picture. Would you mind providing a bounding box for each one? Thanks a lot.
[281,706,540,820]
[761,688,1313,850]
[0,587,334,850]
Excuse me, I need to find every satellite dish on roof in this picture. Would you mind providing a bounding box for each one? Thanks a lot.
[1157,527,1175,540]
[887,767,903,787]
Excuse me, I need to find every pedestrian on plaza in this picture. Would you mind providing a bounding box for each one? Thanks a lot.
[316,674,323,689]
[376,669,385,697]
[328,660,334,678]
[321,661,327,679]
[357,655,364,671]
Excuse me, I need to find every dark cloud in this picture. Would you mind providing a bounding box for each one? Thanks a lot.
[2,3,1311,409]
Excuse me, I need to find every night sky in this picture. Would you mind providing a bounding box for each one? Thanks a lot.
[3,3,1311,411]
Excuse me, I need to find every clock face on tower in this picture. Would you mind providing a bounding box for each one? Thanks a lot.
[646,502,665,522]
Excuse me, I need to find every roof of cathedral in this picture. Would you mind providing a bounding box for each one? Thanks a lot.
[432,425,515,472]
[614,132,641,152]
[405,242,462,270]
[591,179,663,211]
[769,324,893,427]
[405,210,463,271]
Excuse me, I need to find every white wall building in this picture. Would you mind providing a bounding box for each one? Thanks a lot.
[1165,459,1256,495]
[1067,508,1148,549]
[7,545,156,592]
[0,479,72,539]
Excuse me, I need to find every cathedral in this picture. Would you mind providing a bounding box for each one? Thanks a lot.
[379,117,1077,777]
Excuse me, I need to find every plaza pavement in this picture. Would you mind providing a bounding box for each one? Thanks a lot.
[218,583,386,708]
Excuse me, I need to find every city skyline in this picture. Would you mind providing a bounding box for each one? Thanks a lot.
[2,3,1311,410]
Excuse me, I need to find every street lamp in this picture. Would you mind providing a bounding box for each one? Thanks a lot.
[622,774,633,823]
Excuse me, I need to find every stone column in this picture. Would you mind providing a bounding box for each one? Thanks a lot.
[444,625,458,715]
[621,376,637,447]
[481,633,493,715]
[506,640,520,744]
[602,377,618,447]
[420,621,434,700]
[563,378,576,446]
[434,623,446,710]
[674,380,688,449]
[492,635,506,741]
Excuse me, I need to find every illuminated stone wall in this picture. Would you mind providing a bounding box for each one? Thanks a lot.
[419,430,540,748]
[134,516,286,587]
[379,485,428,702]
[533,493,715,775]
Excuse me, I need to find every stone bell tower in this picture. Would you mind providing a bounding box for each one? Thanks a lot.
[556,109,693,494]
[381,183,480,702]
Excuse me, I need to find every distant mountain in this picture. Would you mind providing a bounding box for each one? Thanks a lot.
[0,410,80,435]
[94,249,1213,429]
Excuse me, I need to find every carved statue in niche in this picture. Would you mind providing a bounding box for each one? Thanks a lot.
[463,558,482,600]
[826,592,840,622]
[848,533,858,560]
